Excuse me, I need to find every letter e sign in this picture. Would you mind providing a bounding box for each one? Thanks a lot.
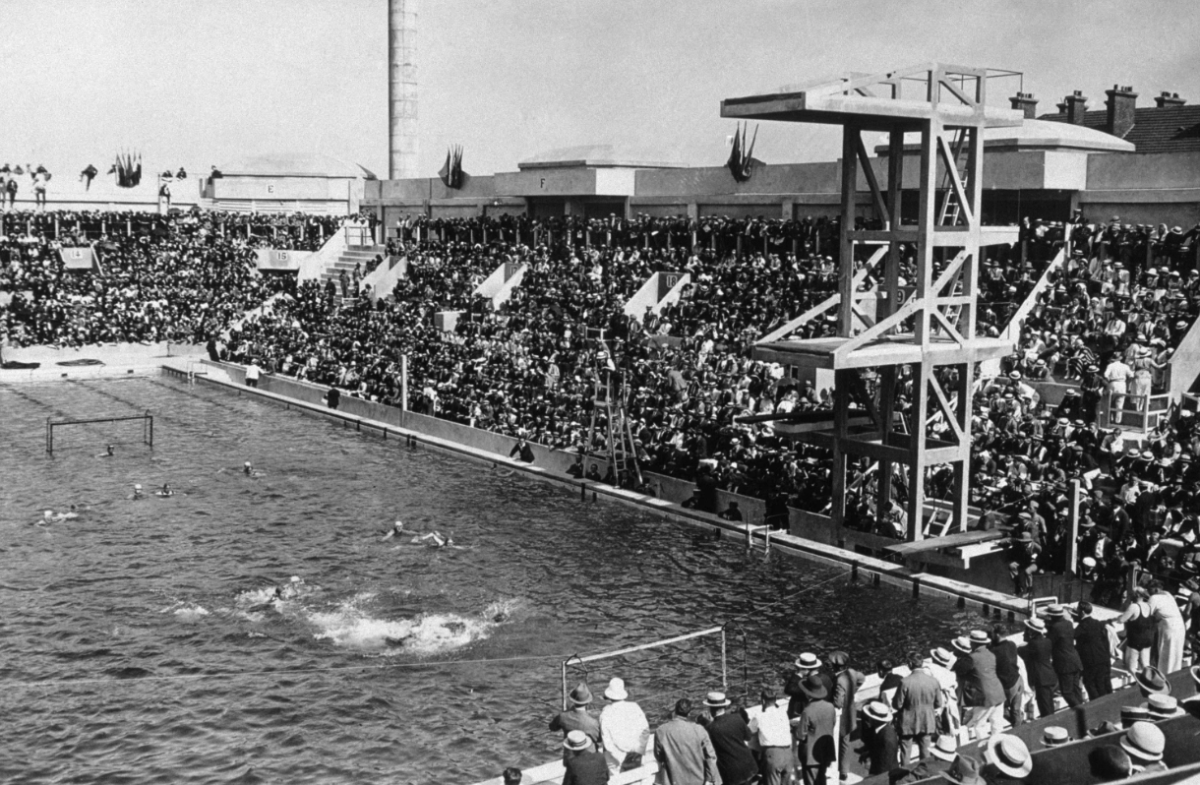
[267,184,276,194]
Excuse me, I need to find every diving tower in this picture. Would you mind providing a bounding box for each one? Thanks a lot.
[722,63,1024,542]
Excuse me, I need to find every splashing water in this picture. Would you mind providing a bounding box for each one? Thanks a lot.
[308,595,522,656]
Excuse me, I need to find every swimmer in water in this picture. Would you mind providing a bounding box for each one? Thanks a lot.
[155,483,174,498]
[131,484,145,500]
[382,520,406,541]
[279,575,304,600]
[243,461,253,476]
[411,531,456,548]
[40,508,80,524]
[96,444,114,458]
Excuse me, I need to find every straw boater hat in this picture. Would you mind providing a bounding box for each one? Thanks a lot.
[985,735,1033,779]
[603,677,628,701]
[1042,726,1070,747]
[1044,603,1068,618]
[1135,666,1171,696]
[863,701,893,724]
[931,647,956,668]
[794,652,822,670]
[1145,694,1183,720]
[951,636,973,656]
[569,683,593,706]
[563,729,591,751]
[969,630,991,648]
[929,734,958,762]
[1121,722,1165,763]
[702,691,731,708]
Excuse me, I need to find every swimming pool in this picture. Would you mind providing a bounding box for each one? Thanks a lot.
[0,375,986,784]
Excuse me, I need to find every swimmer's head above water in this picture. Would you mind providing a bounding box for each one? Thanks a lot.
[243,461,253,475]
[133,484,144,497]
[105,444,114,455]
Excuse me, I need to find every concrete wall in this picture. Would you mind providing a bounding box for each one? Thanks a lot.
[213,175,358,201]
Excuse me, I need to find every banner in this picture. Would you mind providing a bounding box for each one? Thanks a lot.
[61,247,97,271]
[256,249,313,271]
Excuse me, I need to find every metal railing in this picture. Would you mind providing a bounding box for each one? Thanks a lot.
[343,224,375,247]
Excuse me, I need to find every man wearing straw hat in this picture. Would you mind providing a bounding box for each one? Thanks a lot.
[654,698,721,785]
[1121,722,1168,775]
[1018,617,1057,718]
[982,735,1032,782]
[562,730,609,785]
[550,683,601,763]
[858,701,899,777]
[704,691,757,785]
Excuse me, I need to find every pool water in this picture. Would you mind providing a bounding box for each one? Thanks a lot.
[0,376,986,785]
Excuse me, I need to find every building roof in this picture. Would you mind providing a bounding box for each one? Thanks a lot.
[217,152,375,179]
[518,144,685,170]
[1037,105,1200,155]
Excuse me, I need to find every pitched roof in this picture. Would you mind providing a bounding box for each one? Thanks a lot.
[1037,105,1200,155]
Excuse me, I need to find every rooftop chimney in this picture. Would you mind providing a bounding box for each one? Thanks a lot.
[1105,84,1138,138]
[1154,91,1186,108]
[1065,90,1089,125]
[388,0,419,180]
[1010,91,1038,119]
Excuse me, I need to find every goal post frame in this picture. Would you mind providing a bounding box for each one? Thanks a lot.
[46,411,153,455]
[560,625,726,710]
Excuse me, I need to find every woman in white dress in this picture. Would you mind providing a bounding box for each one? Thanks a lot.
[1146,580,1187,674]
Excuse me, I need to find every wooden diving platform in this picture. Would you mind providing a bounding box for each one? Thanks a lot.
[753,333,1012,370]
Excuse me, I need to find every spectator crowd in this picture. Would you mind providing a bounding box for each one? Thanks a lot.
[542,603,1200,785]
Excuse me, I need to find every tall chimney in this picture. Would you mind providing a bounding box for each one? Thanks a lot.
[1105,84,1138,138]
[389,0,418,180]
[1010,91,1038,119]
[1065,91,1089,125]
[1155,91,1186,108]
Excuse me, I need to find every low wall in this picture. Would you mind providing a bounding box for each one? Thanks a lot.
[206,360,1021,592]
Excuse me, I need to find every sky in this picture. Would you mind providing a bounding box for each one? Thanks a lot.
[2,0,1198,180]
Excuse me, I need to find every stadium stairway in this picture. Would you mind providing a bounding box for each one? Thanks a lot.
[319,245,385,287]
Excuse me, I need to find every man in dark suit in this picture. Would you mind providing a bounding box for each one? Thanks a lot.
[562,730,610,785]
[892,650,942,761]
[829,650,864,783]
[990,625,1024,728]
[704,691,757,785]
[858,701,900,777]
[1045,604,1085,707]
[1073,601,1114,700]
[1019,617,1058,718]
[550,683,602,763]
[794,675,836,785]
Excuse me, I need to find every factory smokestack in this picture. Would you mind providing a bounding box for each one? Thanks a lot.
[389,0,418,180]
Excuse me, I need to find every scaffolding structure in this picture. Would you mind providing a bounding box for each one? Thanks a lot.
[722,63,1023,541]
[582,329,643,488]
